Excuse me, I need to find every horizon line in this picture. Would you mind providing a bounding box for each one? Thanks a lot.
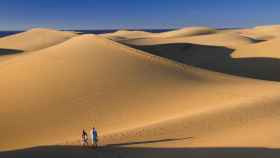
[0,27,245,32]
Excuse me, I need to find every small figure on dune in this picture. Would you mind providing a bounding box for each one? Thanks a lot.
[91,127,98,147]
[81,129,89,146]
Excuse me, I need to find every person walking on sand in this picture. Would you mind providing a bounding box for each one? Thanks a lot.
[81,129,89,146]
[91,127,98,147]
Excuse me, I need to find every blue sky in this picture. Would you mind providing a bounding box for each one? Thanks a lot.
[1,0,280,30]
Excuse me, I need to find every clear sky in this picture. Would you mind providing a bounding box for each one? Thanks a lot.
[1,0,280,30]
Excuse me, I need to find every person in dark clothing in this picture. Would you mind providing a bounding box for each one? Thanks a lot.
[81,129,89,146]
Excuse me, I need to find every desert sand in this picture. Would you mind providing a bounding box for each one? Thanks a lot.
[239,25,280,41]
[1,27,280,158]
[0,28,77,62]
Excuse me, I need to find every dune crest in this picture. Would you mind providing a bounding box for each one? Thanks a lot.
[101,30,153,40]
[240,25,280,41]
[153,27,216,38]
[119,31,255,49]
[0,28,77,52]
[232,37,280,58]
[101,27,217,42]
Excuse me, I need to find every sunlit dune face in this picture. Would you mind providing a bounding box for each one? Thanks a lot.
[1,27,280,155]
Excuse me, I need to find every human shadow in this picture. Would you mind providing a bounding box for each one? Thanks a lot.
[106,137,192,147]
[129,43,280,81]
[2,146,280,158]
[0,48,23,56]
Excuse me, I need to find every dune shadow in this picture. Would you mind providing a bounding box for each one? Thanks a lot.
[106,137,192,147]
[248,38,266,43]
[0,48,23,56]
[2,146,280,158]
[128,43,280,81]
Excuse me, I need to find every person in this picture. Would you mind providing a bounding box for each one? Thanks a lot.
[81,129,88,146]
[91,127,98,147]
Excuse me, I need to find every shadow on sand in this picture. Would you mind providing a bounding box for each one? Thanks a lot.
[2,145,280,158]
[106,137,192,147]
[0,48,23,56]
[129,43,280,81]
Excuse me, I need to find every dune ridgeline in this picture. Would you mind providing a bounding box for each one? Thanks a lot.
[1,27,280,158]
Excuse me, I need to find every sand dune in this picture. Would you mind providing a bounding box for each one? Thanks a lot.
[153,27,216,38]
[120,32,255,48]
[100,27,216,42]
[2,27,280,158]
[106,27,280,81]
[0,33,227,150]
[0,28,77,52]
[232,37,280,58]
[240,25,280,41]
[128,42,280,81]
[0,32,279,151]
[100,30,153,41]
[102,28,258,50]
[0,28,77,62]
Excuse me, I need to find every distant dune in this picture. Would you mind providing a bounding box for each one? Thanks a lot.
[120,31,255,48]
[240,25,280,41]
[152,27,216,38]
[232,37,280,58]
[1,27,280,158]
[0,28,77,62]
[0,28,77,52]
[100,30,153,41]
[102,27,280,81]
[100,27,216,41]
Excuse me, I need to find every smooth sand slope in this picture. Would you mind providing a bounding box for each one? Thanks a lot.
[104,27,280,81]
[1,28,280,158]
[0,28,77,52]
[101,27,218,45]
[121,32,255,48]
[1,33,270,150]
[232,37,280,58]
[0,28,77,62]
[101,30,153,41]
[102,27,217,41]
[240,25,280,40]
[107,34,270,81]
[152,27,216,38]
[102,27,254,48]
